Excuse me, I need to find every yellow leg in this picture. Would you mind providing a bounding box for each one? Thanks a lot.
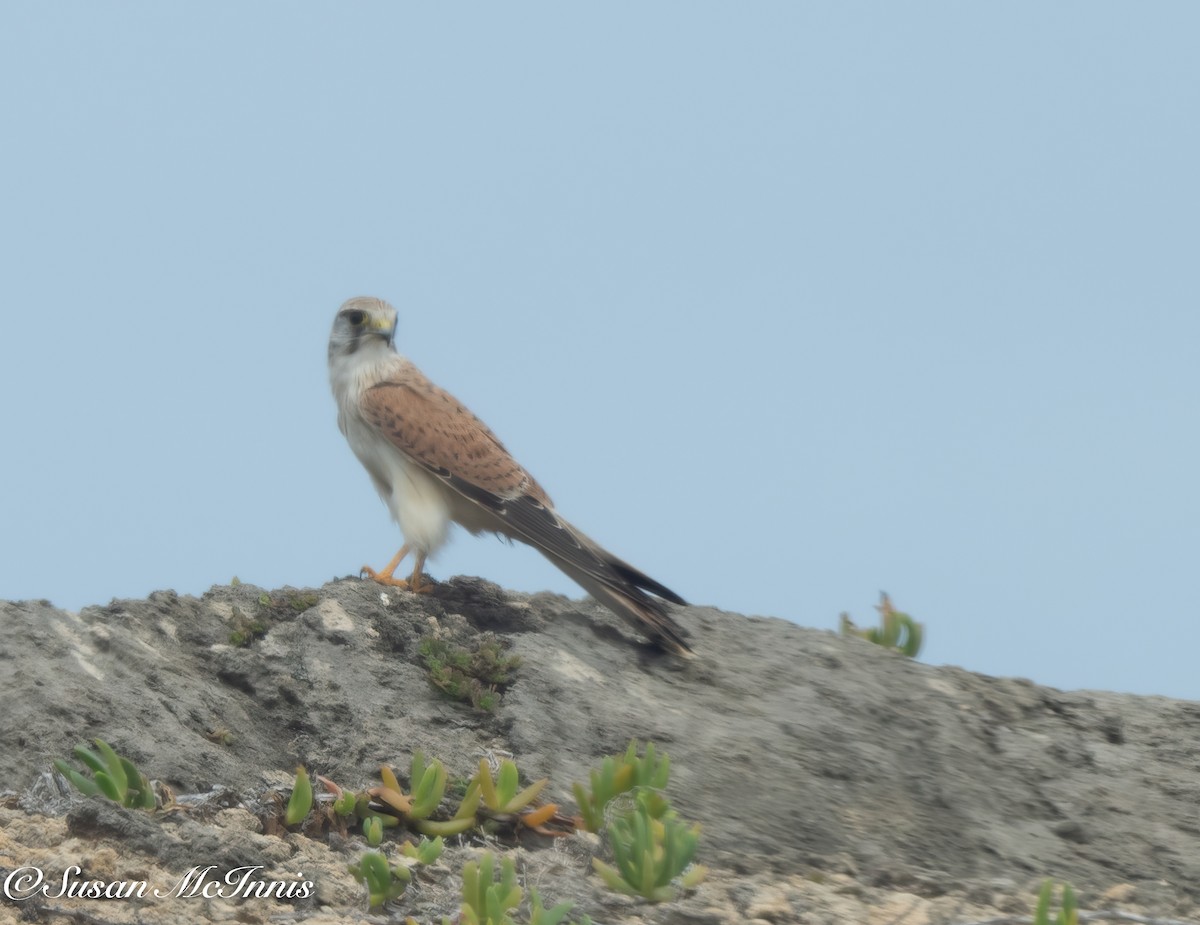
[407,551,433,594]
[360,545,411,586]
[360,545,435,593]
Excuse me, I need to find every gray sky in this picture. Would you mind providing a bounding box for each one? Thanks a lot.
[3,4,1197,699]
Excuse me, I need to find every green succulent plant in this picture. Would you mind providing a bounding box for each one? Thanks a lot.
[348,839,443,911]
[528,887,581,925]
[370,752,478,837]
[839,591,923,658]
[591,791,706,902]
[401,835,445,865]
[372,752,448,820]
[54,739,156,810]
[475,757,548,814]
[457,852,522,925]
[573,739,670,833]
[348,850,411,910]
[435,850,590,925]
[467,756,562,832]
[286,766,314,826]
[417,781,482,837]
[333,787,358,817]
[1034,880,1079,925]
[356,792,403,835]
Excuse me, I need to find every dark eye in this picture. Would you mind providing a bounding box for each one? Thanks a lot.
[344,309,366,326]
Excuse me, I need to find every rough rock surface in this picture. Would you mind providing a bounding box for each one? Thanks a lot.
[1,577,1198,924]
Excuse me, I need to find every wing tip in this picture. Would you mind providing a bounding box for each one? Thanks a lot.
[606,557,688,607]
[631,597,694,659]
[656,631,695,659]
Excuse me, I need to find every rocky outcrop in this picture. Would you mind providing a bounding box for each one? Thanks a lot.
[1,577,1197,923]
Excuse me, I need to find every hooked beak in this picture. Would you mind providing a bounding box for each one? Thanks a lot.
[369,314,396,347]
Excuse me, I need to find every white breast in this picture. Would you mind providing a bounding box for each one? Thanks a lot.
[331,348,454,555]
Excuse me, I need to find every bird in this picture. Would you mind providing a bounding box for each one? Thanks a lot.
[327,296,691,656]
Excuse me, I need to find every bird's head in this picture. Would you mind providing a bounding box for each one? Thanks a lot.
[328,296,398,360]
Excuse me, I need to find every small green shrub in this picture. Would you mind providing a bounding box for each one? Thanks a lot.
[228,603,267,646]
[418,634,520,711]
[282,591,320,612]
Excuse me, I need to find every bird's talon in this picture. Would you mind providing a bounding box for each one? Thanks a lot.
[361,567,414,589]
[360,561,433,592]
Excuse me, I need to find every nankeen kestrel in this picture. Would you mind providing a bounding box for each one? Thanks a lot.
[327,296,690,656]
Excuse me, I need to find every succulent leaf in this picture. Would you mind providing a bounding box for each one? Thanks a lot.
[286,766,313,826]
[94,739,129,796]
[93,771,122,803]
